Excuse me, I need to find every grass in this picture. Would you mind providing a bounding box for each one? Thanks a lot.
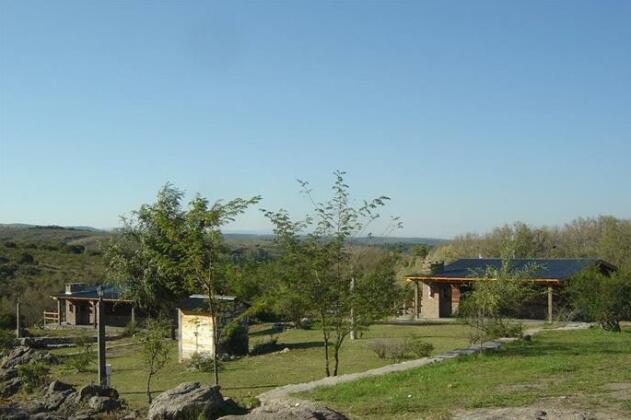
[301,327,631,419]
[47,322,472,409]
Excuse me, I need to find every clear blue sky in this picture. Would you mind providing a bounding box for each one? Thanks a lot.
[1,1,630,238]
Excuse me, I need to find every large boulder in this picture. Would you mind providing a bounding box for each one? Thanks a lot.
[148,382,226,420]
[220,398,348,420]
[1,346,36,370]
[77,383,119,401]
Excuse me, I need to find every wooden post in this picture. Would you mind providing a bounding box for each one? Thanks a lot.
[93,302,97,329]
[414,282,420,319]
[131,306,136,325]
[547,286,553,323]
[16,300,21,338]
[97,296,107,386]
[57,299,62,325]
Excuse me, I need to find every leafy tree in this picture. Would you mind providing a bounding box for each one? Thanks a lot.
[182,193,260,386]
[264,171,403,376]
[567,267,631,332]
[105,185,192,321]
[458,259,537,346]
[136,318,171,403]
[106,184,259,385]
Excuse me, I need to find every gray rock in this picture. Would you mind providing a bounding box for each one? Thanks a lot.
[148,382,225,420]
[220,398,348,420]
[0,376,23,397]
[0,406,29,420]
[88,395,122,412]
[48,380,75,394]
[0,346,35,370]
[77,383,119,401]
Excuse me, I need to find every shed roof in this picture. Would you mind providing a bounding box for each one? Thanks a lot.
[53,284,131,302]
[407,258,616,281]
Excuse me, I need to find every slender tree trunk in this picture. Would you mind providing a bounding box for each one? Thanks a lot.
[146,372,153,404]
[321,312,330,377]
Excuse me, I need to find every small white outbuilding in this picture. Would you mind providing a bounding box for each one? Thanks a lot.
[177,294,249,362]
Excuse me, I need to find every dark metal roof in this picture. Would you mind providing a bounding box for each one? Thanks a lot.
[416,258,615,280]
[179,294,249,311]
[54,285,129,301]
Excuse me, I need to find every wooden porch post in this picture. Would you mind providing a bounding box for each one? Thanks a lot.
[57,299,62,325]
[547,286,553,323]
[414,281,420,320]
[131,305,136,325]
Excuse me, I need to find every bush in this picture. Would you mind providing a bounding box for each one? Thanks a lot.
[249,335,282,355]
[68,334,95,373]
[187,352,223,372]
[485,320,523,339]
[0,329,17,353]
[370,337,435,362]
[406,336,434,358]
[0,313,17,330]
[17,252,35,264]
[122,320,139,337]
[17,361,50,392]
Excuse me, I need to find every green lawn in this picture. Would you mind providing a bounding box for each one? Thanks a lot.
[301,327,631,419]
[47,322,473,409]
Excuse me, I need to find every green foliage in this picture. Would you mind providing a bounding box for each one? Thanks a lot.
[369,336,434,362]
[263,171,404,376]
[430,217,631,268]
[249,334,282,355]
[567,267,631,331]
[187,352,223,372]
[405,336,434,358]
[122,320,139,337]
[17,361,50,392]
[68,334,95,373]
[0,312,17,330]
[458,259,535,344]
[136,318,171,403]
[0,328,17,352]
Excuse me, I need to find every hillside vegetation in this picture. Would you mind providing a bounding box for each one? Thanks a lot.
[428,216,631,268]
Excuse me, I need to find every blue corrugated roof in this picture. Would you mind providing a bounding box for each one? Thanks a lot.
[56,285,127,301]
[428,258,614,280]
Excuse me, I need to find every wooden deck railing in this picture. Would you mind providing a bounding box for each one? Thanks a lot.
[43,311,60,325]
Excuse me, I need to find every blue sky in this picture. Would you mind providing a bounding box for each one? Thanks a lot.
[1,1,630,238]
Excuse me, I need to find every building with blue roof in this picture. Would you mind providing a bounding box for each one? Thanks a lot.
[405,258,616,320]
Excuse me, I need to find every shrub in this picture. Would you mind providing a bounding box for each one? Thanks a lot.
[485,320,523,339]
[17,361,50,392]
[187,352,223,372]
[406,336,434,358]
[68,335,95,373]
[249,335,282,356]
[369,339,406,362]
[368,339,389,359]
[122,320,139,337]
[17,252,35,265]
[0,313,17,330]
[0,329,17,353]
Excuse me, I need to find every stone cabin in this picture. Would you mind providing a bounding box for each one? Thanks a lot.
[406,258,617,321]
[51,283,138,327]
[177,294,249,362]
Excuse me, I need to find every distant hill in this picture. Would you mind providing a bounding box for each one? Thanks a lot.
[0,224,447,248]
[0,224,110,249]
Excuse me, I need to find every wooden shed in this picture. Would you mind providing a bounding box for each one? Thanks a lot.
[177,294,249,362]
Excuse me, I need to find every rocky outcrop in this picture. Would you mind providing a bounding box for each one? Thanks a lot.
[219,398,348,420]
[148,382,228,420]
